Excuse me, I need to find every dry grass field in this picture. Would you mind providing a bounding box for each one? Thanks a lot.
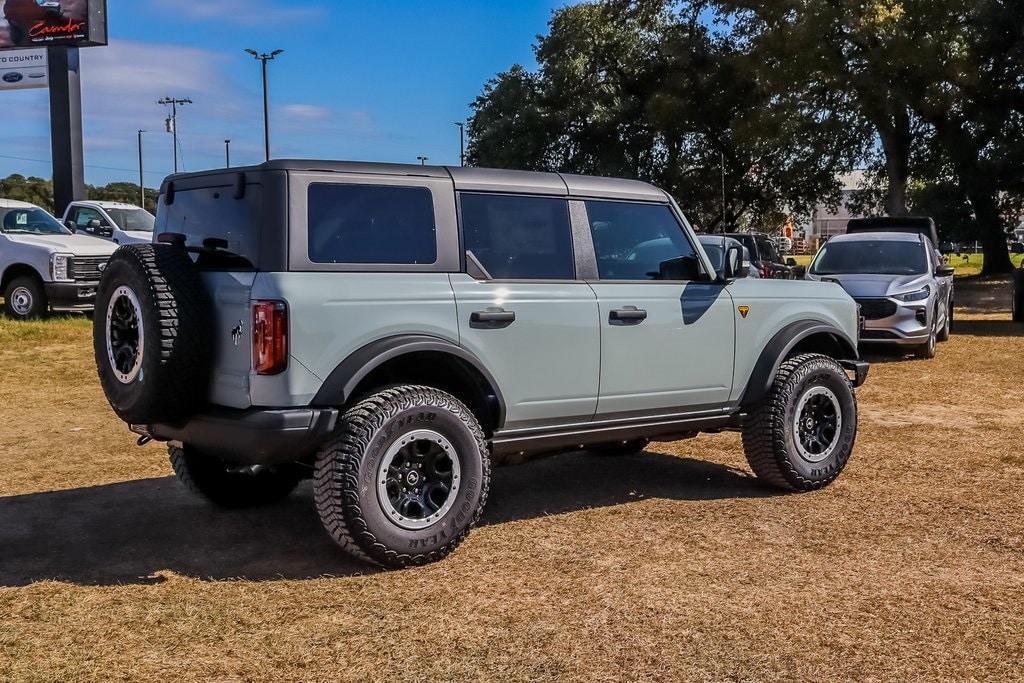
[1,278,1022,681]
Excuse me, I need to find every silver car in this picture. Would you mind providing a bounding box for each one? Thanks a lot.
[806,231,955,358]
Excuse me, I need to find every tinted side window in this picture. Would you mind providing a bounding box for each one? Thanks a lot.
[308,184,436,264]
[585,201,700,281]
[460,194,575,280]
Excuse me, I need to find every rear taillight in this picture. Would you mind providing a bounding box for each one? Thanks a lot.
[253,300,288,375]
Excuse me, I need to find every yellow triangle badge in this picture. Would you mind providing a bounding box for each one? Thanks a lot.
[738,306,750,319]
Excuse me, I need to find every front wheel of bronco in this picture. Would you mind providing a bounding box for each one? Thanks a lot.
[169,445,303,508]
[741,353,858,492]
[314,385,491,568]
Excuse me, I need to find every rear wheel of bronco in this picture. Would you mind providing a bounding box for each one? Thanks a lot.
[588,438,650,456]
[93,244,212,424]
[3,276,47,319]
[313,385,490,568]
[741,353,857,492]
[169,445,303,508]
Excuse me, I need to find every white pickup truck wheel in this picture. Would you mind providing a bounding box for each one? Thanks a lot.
[3,276,46,319]
[741,353,858,491]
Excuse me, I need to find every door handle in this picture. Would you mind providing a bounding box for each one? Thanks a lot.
[471,307,516,328]
[610,306,648,324]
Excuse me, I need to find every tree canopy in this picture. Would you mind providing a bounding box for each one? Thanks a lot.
[468,0,1024,273]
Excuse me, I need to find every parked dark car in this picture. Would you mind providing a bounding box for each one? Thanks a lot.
[723,232,793,279]
[698,235,761,279]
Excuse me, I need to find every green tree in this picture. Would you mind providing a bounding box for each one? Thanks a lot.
[467,1,865,232]
[723,0,1023,274]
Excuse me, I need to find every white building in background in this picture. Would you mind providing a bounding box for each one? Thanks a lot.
[806,171,871,243]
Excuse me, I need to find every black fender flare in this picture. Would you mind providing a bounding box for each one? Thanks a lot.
[739,321,859,409]
[311,334,506,427]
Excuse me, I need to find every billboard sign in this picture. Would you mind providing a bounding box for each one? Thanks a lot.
[0,0,107,50]
[0,46,46,89]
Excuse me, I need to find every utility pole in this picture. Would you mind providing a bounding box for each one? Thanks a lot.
[417,156,429,166]
[137,130,146,209]
[158,97,192,174]
[454,122,465,167]
[245,49,284,162]
[225,139,231,168]
[720,150,727,232]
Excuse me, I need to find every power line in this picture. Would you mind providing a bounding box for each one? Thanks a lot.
[0,152,166,178]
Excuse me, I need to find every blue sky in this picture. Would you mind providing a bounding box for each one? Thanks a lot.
[1,0,574,186]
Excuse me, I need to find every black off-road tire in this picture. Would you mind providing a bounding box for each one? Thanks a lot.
[3,275,47,319]
[741,353,858,492]
[313,385,490,568]
[93,244,212,424]
[1013,272,1024,323]
[588,438,650,456]
[169,445,303,508]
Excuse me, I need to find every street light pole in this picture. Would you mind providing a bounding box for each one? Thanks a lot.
[137,129,145,208]
[417,156,429,166]
[454,122,465,167]
[225,139,231,168]
[245,49,284,162]
[158,97,192,174]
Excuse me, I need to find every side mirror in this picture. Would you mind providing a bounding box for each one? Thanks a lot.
[793,265,807,279]
[64,220,76,232]
[786,257,798,267]
[935,264,955,277]
[722,245,745,280]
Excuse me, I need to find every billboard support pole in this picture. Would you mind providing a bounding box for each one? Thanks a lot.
[47,46,86,217]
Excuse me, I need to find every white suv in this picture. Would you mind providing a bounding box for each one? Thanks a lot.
[61,201,155,246]
[1,199,117,318]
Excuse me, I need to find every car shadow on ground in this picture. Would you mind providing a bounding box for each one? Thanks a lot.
[0,451,768,587]
[952,319,1024,337]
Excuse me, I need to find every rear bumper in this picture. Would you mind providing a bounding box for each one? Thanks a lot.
[840,360,870,388]
[146,407,339,464]
[44,281,99,309]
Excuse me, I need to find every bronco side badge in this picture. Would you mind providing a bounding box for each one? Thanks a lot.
[738,306,750,319]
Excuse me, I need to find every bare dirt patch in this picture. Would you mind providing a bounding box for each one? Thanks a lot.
[2,282,1023,681]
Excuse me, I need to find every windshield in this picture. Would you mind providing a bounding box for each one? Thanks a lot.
[811,240,928,276]
[106,208,155,232]
[0,207,70,236]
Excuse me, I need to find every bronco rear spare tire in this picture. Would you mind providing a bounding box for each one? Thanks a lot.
[93,244,213,425]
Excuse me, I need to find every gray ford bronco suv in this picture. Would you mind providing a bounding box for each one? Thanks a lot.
[92,160,868,568]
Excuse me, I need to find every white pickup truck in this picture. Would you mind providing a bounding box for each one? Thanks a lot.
[1,198,117,319]
[61,200,155,246]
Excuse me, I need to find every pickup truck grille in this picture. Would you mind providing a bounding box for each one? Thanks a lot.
[855,297,898,320]
[69,256,109,282]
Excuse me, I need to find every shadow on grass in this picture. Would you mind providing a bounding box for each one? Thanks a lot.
[952,319,1024,338]
[0,451,767,587]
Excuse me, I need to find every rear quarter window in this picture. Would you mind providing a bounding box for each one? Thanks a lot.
[307,183,437,265]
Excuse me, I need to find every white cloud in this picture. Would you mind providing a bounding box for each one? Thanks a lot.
[280,104,331,122]
[150,0,324,27]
